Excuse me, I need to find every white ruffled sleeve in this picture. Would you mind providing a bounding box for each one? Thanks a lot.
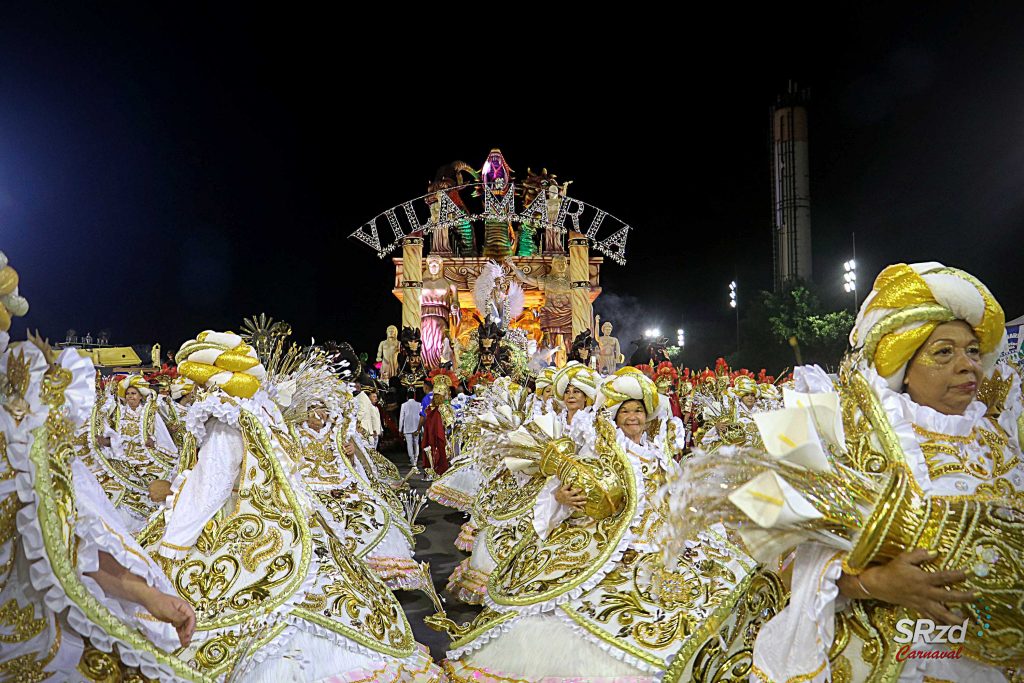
[996,363,1023,449]
[532,476,574,540]
[151,411,177,457]
[71,459,180,652]
[158,418,243,559]
[751,542,843,683]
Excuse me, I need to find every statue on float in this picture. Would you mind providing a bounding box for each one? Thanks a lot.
[481,148,516,258]
[420,255,460,368]
[521,167,571,256]
[505,255,572,365]
[426,160,478,256]
[375,324,400,382]
[595,316,623,374]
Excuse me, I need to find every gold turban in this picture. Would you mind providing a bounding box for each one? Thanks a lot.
[170,376,196,400]
[0,252,29,332]
[729,376,760,399]
[175,331,265,399]
[851,263,1006,390]
[118,374,152,399]
[553,361,600,403]
[600,366,659,419]
[534,366,558,394]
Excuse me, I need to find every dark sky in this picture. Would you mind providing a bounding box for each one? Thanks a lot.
[2,5,1023,365]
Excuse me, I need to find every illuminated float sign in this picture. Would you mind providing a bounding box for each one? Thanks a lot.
[349,180,631,265]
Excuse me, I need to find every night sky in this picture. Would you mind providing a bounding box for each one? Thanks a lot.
[2,5,1023,367]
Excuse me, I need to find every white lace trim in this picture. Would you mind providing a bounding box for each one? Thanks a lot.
[552,609,658,674]
[446,612,523,660]
[12,439,191,682]
[185,392,275,444]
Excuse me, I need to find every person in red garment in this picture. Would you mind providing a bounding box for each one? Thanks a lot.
[419,370,457,477]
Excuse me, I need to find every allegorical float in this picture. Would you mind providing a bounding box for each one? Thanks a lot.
[350,148,634,392]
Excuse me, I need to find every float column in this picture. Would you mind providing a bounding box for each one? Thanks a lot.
[401,234,423,330]
[569,231,592,337]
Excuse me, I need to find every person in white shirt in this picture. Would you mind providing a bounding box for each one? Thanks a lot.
[354,387,383,449]
[398,389,421,465]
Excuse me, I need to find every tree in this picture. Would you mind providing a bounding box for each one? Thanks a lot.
[763,281,854,369]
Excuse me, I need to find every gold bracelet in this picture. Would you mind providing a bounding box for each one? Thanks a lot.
[854,575,871,598]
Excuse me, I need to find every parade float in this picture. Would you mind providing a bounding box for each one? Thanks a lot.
[349,149,633,386]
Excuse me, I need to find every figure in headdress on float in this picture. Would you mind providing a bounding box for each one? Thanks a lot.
[481,149,516,258]
[426,160,479,256]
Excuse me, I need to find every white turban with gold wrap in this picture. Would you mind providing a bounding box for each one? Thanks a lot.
[553,361,600,402]
[170,376,196,400]
[0,252,29,332]
[534,366,557,393]
[851,262,1006,390]
[728,376,760,399]
[117,374,152,399]
[175,331,266,399]
[600,366,660,419]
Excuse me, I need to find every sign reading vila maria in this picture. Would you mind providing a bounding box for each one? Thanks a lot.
[348,150,632,265]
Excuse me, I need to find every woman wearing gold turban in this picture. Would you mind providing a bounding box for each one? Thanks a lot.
[533,365,557,403]
[696,374,766,454]
[139,330,443,681]
[80,372,179,531]
[748,263,1022,682]
[443,366,779,682]
[293,391,424,593]
[446,374,577,610]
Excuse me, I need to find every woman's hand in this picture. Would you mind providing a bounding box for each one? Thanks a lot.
[98,436,111,448]
[146,436,156,448]
[143,591,196,648]
[87,552,196,648]
[841,549,974,625]
[148,480,172,503]
[342,440,356,456]
[554,485,587,511]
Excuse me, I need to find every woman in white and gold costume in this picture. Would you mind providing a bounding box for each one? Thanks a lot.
[696,374,765,454]
[440,367,558,554]
[445,363,599,606]
[441,366,781,682]
[426,374,495,552]
[291,392,424,592]
[739,262,1023,682]
[0,253,198,682]
[78,372,179,531]
[143,331,443,682]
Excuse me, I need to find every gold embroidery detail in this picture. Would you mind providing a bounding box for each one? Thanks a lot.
[0,599,46,644]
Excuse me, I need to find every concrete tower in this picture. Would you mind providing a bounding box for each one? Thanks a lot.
[770,83,812,290]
